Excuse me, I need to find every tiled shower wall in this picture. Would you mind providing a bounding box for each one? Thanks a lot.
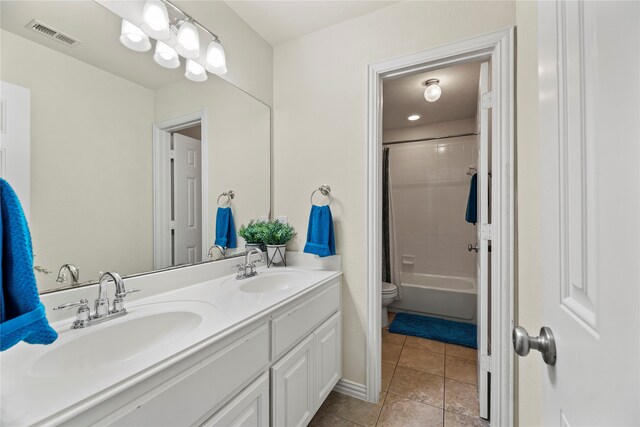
[389,135,478,278]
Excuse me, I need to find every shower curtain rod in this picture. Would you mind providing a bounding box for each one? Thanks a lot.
[382,132,479,146]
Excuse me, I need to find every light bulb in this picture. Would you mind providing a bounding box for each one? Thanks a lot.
[185,59,208,82]
[141,0,170,40]
[407,115,421,121]
[154,41,180,69]
[119,19,151,52]
[175,21,200,59]
[424,80,442,102]
[205,40,227,75]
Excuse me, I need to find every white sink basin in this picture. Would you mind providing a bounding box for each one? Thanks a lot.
[29,301,216,378]
[236,269,312,293]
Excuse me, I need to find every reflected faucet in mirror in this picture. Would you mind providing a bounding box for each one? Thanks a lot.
[208,244,226,260]
[55,264,80,287]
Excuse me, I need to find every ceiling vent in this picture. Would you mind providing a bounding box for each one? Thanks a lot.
[25,19,81,47]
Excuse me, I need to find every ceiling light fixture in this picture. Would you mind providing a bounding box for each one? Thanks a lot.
[185,59,208,82]
[205,39,227,75]
[154,41,180,69]
[119,19,151,52]
[175,20,200,59]
[141,0,170,40]
[407,115,421,121]
[424,79,442,102]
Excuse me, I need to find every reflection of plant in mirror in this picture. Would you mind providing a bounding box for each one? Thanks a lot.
[238,220,269,244]
[262,220,296,246]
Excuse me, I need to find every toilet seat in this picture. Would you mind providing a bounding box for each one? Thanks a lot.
[382,282,397,294]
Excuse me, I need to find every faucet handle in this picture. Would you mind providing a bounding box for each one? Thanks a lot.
[115,289,141,298]
[54,299,89,311]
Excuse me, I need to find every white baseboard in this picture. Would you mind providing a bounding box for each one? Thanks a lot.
[332,379,367,401]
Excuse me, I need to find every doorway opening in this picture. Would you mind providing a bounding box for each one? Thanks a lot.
[380,58,491,423]
[152,111,209,270]
[365,29,514,426]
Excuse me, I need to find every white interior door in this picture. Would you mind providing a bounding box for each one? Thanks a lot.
[0,81,30,219]
[533,1,640,425]
[173,133,202,265]
[476,61,490,420]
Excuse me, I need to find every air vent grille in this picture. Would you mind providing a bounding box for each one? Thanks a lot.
[26,19,81,47]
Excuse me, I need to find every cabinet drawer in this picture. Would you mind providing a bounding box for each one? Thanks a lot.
[109,323,269,427]
[201,372,269,427]
[272,282,340,359]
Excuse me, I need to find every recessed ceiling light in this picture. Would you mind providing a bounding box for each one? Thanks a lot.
[407,115,421,121]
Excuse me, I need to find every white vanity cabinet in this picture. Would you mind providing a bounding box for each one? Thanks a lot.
[51,275,341,427]
[271,283,342,427]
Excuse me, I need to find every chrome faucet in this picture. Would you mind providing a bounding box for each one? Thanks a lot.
[208,244,226,260]
[235,248,264,280]
[95,272,126,318]
[53,271,140,329]
[56,263,80,286]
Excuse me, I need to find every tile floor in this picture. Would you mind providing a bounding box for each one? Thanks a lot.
[309,313,488,427]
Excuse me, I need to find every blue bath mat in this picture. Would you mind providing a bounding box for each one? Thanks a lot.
[389,312,477,349]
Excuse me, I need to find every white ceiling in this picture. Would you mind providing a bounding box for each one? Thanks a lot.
[224,1,397,46]
[383,61,481,130]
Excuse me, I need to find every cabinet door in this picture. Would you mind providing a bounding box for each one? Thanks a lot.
[271,334,314,427]
[314,312,341,408]
[202,372,269,427]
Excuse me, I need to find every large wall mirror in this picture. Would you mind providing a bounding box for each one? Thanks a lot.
[0,1,271,293]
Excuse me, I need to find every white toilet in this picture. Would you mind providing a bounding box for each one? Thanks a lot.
[381,282,398,328]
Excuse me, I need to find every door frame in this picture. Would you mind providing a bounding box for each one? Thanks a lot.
[365,28,515,425]
[152,110,208,269]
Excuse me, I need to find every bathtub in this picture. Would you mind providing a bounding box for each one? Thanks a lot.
[389,272,477,324]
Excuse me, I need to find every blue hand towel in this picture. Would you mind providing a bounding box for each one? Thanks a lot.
[303,205,336,257]
[1,178,57,351]
[214,207,237,249]
[465,173,477,225]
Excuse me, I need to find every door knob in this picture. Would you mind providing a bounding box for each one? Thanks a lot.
[468,244,479,252]
[512,326,557,366]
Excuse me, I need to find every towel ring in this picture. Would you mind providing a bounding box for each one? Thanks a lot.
[217,190,235,208]
[310,184,331,206]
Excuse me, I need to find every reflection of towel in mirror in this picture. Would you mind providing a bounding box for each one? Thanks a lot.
[1,178,57,351]
[214,207,237,249]
[303,205,336,257]
[465,173,478,225]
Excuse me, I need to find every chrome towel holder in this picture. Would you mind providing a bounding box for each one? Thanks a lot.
[310,184,331,206]
[217,190,235,208]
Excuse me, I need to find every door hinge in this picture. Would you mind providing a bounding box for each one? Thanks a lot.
[481,91,493,109]
[169,149,176,159]
[481,223,493,240]
[168,220,176,230]
[480,354,491,372]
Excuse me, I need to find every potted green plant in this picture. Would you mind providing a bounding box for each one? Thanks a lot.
[262,220,296,266]
[238,220,268,252]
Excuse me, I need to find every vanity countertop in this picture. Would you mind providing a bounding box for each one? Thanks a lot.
[0,258,341,426]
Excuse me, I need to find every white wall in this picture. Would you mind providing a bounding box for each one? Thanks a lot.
[272,1,516,387]
[384,118,476,143]
[154,77,271,254]
[174,1,274,106]
[515,1,542,425]
[0,30,154,291]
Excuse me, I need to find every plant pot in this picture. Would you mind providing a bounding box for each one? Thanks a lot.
[266,244,287,267]
[245,243,266,253]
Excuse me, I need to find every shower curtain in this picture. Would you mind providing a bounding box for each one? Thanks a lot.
[382,148,402,299]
